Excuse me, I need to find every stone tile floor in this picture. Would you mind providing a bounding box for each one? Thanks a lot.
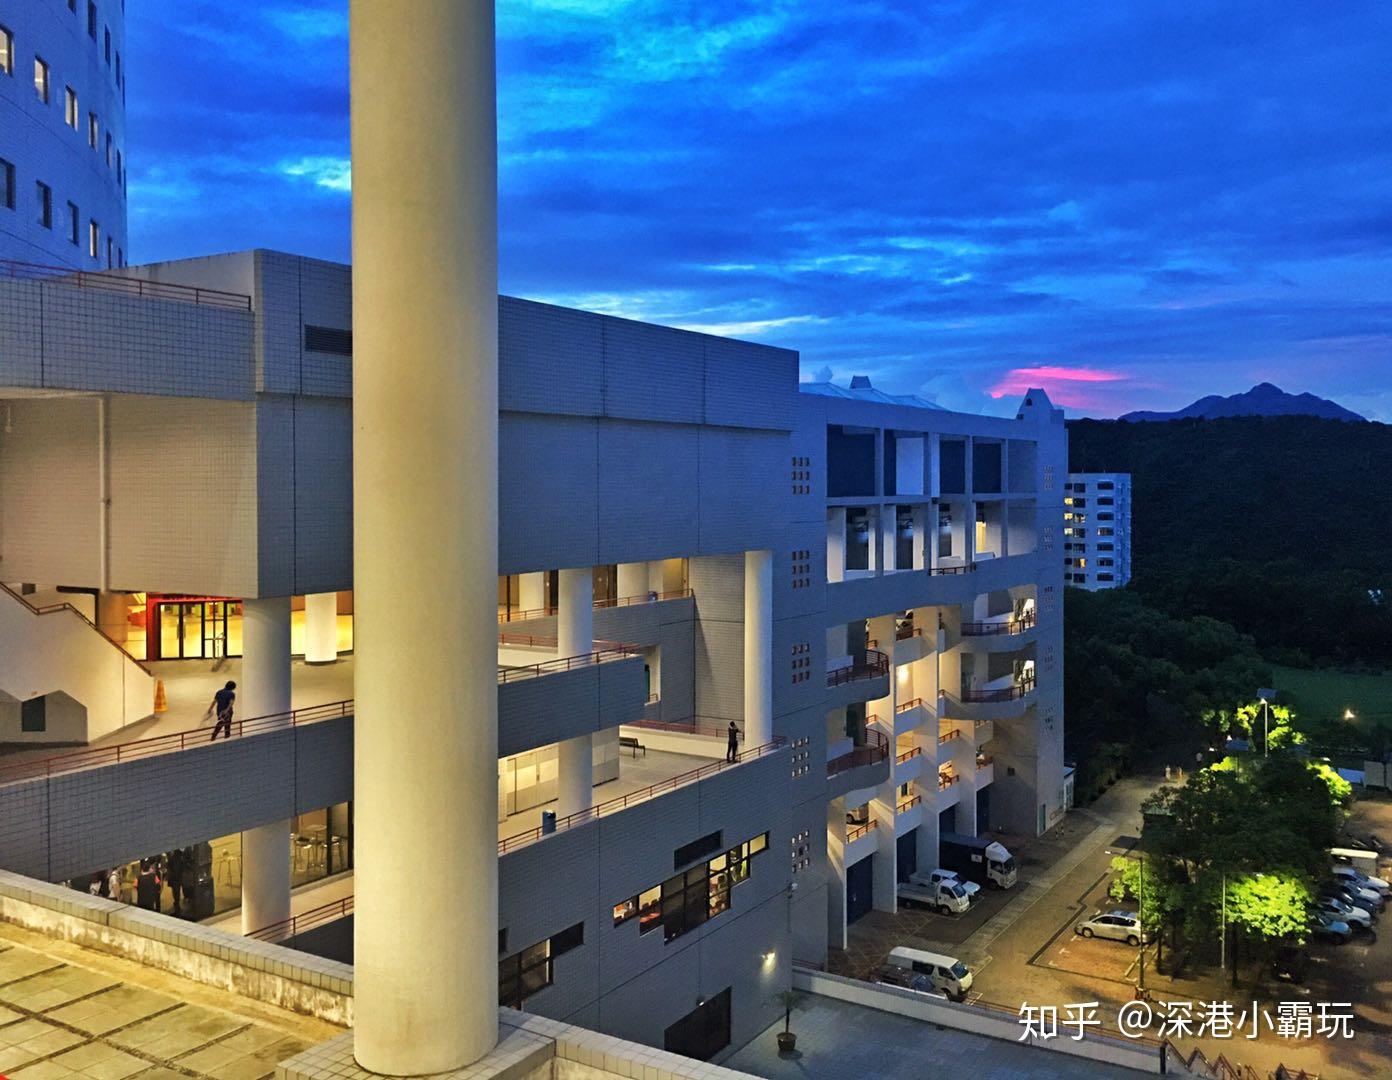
[0,924,338,1080]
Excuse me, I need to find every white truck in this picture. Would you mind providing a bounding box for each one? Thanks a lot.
[897,878,971,915]
[910,868,981,901]
[941,833,1018,890]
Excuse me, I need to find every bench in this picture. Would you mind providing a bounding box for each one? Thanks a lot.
[619,735,647,758]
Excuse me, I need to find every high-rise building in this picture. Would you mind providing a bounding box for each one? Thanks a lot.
[0,0,128,268]
[1063,472,1132,589]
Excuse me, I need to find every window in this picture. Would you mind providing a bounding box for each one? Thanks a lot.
[1099,558,1114,567]
[1098,512,1114,521]
[105,132,112,167]
[615,832,769,944]
[67,201,79,244]
[674,831,723,871]
[88,219,99,259]
[0,158,13,210]
[1098,543,1114,552]
[497,922,583,1009]
[115,50,121,87]
[0,25,12,76]
[304,325,353,355]
[88,2,98,40]
[1098,481,1115,490]
[105,236,112,268]
[1098,573,1115,582]
[104,27,111,64]
[21,696,46,733]
[116,149,122,184]
[664,988,732,1062]
[89,112,99,149]
[1098,497,1114,506]
[65,87,78,128]
[36,181,51,228]
[34,56,48,101]
[1097,527,1114,537]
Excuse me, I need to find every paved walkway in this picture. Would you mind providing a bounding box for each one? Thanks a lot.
[0,920,339,1080]
[726,995,1141,1079]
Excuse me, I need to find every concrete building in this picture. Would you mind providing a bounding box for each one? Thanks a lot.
[0,0,129,268]
[0,248,1067,1061]
[1063,472,1132,589]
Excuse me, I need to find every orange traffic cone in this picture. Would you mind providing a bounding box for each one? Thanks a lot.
[153,679,167,713]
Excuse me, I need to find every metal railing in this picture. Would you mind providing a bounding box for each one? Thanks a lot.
[497,588,693,624]
[0,257,252,310]
[938,770,960,790]
[895,625,923,641]
[895,697,924,714]
[897,794,922,814]
[895,746,922,764]
[960,613,1037,637]
[977,755,994,770]
[929,563,976,576]
[827,728,889,778]
[496,643,641,684]
[0,582,151,675]
[0,699,354,786]
[959,676,1036,703]
[248,895,354,944]
[939,728,961,745]
[846,819,877,842]
[625,718,734,740]
[827,649,889,688]
[497,737,787,855]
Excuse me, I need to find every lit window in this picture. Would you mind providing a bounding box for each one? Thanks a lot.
[89,112,99,149]
[0,158,14,211]
[88,219,99,259]
[36,181,52,228]
[65,87,78,129]
[34,56,49,101]
[0,25,12,76]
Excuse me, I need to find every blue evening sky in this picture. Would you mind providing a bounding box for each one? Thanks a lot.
[126,2,1392,419]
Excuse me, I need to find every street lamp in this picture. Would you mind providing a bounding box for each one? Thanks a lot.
[1257,687,1276,756]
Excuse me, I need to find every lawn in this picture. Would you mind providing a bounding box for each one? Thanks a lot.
[1273,665,1392,761]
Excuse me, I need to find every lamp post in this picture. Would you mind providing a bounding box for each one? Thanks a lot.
[1257,687,1276,756]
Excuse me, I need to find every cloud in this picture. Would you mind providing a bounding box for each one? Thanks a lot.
[276,156,352,193]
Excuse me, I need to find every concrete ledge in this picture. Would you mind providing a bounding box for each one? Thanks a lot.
[0,869,353,1025]
[277,1010,759,1080]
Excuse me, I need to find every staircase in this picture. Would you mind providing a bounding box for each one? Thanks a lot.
[0,584,153,745]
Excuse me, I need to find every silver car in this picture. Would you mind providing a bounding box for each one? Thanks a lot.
[1076,910,1148,946]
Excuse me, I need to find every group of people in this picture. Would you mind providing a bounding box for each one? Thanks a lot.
[85,847,197,916]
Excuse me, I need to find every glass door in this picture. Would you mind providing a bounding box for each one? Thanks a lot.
[203,602,226,658]
[179,603,204,658]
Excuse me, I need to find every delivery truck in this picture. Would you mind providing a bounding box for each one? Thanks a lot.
[940,833,1017,889]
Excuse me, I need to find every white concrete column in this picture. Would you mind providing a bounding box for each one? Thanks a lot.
[826,508,846,583]
[744,550,773,748]
[96,591,128,644]
[556,568,595,817]
[304,592,338,664]
[239,596,292,936]
[617,561,649,601]
[350,0,499,1070]
[518,572,547,613]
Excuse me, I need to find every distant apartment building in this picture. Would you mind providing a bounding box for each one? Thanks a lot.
[1063,472,1132,589]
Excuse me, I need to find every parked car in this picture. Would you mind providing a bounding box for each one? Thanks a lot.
[910,868,981,900]
[1075,910,1148,946]
[886,947,973,1000]
[1316,895,1373,931]
[1324,878,1384,912]
[874,964,948,999]
[1312,911,1352,944]
[1331,864,1390,895]
[1271,945,1309,983]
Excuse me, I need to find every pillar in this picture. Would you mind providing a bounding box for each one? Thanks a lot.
[304,592,338,664]
[96,591,128,644]
[350,0,499,1069]
[239,597,292,936]
[617,561,649,602]
[556,568,594,817]
[744,550,773,748]
[518,572,546,613]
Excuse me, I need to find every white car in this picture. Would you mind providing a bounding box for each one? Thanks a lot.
[1075,910,1148,946]
[911,868,981,900]
[1332,864,1390,895]
[1317,896,1372,931]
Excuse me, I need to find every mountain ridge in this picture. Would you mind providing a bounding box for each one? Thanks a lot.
[1118,382,1364,423]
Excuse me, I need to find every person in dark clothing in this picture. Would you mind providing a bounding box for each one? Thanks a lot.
[209,680,236,741]
[166,848,188,916]
[135,859,161,912]
[726,721,739,763]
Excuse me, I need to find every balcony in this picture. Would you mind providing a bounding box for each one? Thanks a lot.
[497,587,695,625]
[939,675,1037,723]
[937,767,962,809]
[825,649,890,708]
[894,744,925,783]
[896,793,923,815]
[893,696,927,735]
[961,674,1036,703]
[827,727,891,801]
[959,611,1038,652]
[976,754,995,788]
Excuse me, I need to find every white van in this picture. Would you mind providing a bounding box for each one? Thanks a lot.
[886,946,974,1000]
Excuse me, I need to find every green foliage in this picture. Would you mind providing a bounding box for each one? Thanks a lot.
[1224,872,1313,942]
[1309,761,1353,806]
[1068,416,1392,667]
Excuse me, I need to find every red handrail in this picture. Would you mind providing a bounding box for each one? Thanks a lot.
[895,697,924,713]
[895,746,922,764]
[939,728,961,745]
[0,583,151,675]
[846,820,877,842]
[961,613,1037,637]
[0,257,252,310]
[977,755,994,770]
[497,737,787,854]
[498,588,693,624]
[959,677,1036,703]
[0,699,355,786]
[827,728,889,778]
[897,794,922,814]
[939,770,960,789]
[625,718,734,740]
[248,894,354,943]
[895,626,923,641]
[496,644,641,684]
[826,649,889,688]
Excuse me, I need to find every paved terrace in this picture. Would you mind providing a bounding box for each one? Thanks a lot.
[0,920,338,1080]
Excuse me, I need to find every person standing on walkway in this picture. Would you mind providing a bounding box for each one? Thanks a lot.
[208,680,236,741]
[726,721,739,763]
[166,848,188,916]
[135,859,161,912]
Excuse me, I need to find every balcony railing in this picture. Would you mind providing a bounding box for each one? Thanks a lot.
[977,755,994,771]
[497,588,694,624]
[938,770,960,790]
[0,699,355,786]
[938,728,961,745]
[959,676,1036,703]
[896,746,922,764]
[626,718,734,740]
[929,563,976,576]
[248,895,354,944]
[897,794,923,814]
[497,737,786,854]
[895,697,924,714]
[961,612,1037,637]
[0,257,252,310]
[828,728,890,778]
[0,582,151,674]
[496,643,641,684]
[896,626,923,641]
[826,649,889,688]
[846,820,877,842]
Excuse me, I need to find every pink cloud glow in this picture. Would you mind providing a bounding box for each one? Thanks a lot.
[988,364,1136,413]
